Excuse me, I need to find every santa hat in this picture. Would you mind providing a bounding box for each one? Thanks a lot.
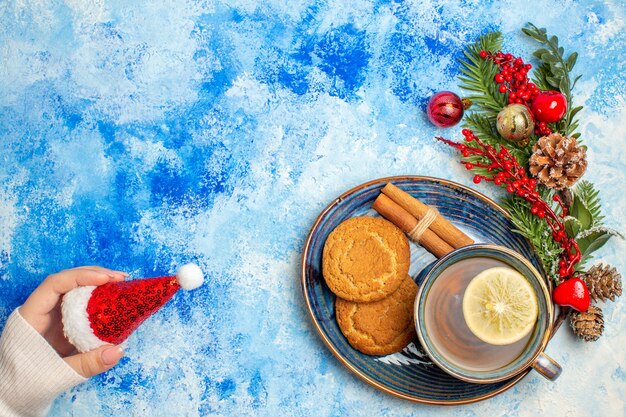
[61,263,204,353]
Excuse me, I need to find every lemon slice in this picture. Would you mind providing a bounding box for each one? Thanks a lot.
[462,267,538,345]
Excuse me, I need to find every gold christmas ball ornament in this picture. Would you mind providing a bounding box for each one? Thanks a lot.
[496,104,535,145]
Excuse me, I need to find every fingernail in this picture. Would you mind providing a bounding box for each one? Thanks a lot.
[101,346,124,366]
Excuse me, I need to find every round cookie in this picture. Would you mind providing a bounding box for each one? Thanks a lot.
[335,275,418,356]
[322,216,410,302]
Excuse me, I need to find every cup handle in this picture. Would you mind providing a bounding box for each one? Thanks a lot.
[531,352,562,381]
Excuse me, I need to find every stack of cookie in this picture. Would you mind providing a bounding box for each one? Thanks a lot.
[322,216,418,355]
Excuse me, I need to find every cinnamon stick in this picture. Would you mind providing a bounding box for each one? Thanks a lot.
[381,183,474,248]
[372,194,454,258]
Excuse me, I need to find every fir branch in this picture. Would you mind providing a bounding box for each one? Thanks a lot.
[501,195,562,284]
[568,180,623,270]
[457,31,530,180]
[572,180,604,227]
[523,23,583,140]
[458,32,507,114]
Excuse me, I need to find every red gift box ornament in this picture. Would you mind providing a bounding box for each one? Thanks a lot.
[61,264,204,352]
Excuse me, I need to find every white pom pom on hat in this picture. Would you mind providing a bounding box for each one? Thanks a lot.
[176,263,204,290]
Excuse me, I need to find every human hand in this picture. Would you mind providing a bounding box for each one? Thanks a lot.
[20,266,128,378]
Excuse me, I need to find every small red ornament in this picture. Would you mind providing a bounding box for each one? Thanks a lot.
[426,91,470,128]
[531,90,567,123]
[553,277,591,312]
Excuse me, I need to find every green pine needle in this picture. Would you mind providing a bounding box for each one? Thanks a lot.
[501,195,562,285]
[572,180,604,227]
[458,31,507,114]
[456,31,531,180]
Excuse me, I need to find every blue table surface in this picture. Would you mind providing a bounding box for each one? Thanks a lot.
[1,1,625,416]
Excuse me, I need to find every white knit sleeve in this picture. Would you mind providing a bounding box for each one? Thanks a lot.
[0,309,86,417]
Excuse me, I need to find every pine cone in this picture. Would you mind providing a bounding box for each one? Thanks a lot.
[570,306,604,342]
[583,264,623,302]
[529,133,587,189]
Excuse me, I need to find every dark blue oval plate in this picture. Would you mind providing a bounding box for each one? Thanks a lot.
[301,176,550,405]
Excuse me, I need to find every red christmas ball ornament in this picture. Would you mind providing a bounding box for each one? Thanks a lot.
[427,91,471,128]
[531,90,567,123]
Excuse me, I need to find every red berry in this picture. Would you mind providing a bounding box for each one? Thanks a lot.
[506,185,514,193]
[531,90,567,123]
[473,175,481,184]
[465,163,474,170]
[479,50,488,59]
[462,129,470,136]
[498,84,507,93]
[537,209,546,218]
[495,74,504,83]
[530,205,539,215]
[494,177,503,185]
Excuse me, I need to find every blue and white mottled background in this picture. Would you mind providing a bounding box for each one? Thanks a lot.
[1,0,625,416]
